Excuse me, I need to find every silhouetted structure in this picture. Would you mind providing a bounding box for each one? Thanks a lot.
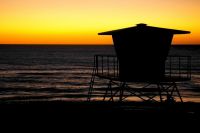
[88,24,191,102]
[99,23,190,81]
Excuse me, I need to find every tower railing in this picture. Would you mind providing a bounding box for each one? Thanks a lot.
[94,55,119,79]
[165,56,191,80]
[93,55,191,80]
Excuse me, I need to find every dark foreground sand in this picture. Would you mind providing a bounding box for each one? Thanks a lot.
[0,101,199,131]
[0,101,199,119]
[0,101,200,133]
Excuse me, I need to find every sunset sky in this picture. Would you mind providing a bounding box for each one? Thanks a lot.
[0,0,200,45]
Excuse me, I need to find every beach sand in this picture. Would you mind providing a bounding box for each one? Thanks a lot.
[1,100,199,119]
[0,100,199,131]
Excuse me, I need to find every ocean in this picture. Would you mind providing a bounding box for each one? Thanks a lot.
[0,45,199,102]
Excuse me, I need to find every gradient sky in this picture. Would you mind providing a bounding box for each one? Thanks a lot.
[0,0,200,44]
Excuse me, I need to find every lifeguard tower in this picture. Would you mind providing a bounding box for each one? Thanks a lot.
[88,24,191,103]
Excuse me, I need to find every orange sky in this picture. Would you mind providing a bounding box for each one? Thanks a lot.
[0,0,200,44]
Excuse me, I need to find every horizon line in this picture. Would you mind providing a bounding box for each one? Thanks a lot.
[0,44,200,46]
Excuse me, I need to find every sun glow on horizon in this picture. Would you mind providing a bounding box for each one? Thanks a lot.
[0,0,200,45]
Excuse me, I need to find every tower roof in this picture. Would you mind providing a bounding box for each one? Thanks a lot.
[98,23,190,35]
